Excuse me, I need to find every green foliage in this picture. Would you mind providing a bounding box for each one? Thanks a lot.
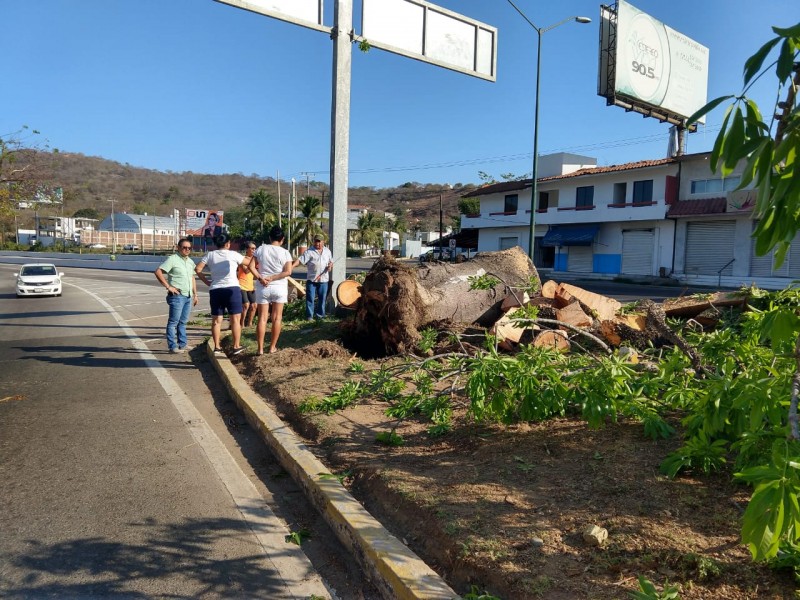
[688,22,800,269]
[72,207,99,219]
[245,188,279,243]
[660,430,728,478]
[358,39,371,52]
[355,211,384,251]
[736,439,800,561]
[284,528,311,545]
[417,327,438,353]
[376,431,404,446]
[629,576,680,599]
[458,197,480,216]
[347,361,365,373]
[294,196,325,247]
[463,585,502,600]
[300,380,362,415]
[468,274,500,290]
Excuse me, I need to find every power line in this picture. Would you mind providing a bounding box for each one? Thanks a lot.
[287,123,724,178]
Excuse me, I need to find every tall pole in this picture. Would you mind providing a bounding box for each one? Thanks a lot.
[439,193,444,259]
[527,31,542,263]
[329,0,353,296]
[506,4,590,262]
[277,170,281,228]
[111,198,116,253]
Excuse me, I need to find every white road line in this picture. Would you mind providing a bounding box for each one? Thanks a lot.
[65,280,330,599]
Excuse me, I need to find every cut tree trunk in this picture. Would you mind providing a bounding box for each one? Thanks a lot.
[348,247,539,355]
[662,291,748,318]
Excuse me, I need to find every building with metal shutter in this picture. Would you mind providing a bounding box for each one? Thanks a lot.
[460,151,796,290]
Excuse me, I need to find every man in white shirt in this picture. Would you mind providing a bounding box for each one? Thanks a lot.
[293,234,333,319]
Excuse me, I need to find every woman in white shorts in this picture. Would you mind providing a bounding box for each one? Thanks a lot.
[249,225,294,355]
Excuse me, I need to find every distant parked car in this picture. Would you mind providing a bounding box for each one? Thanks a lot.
[419,249,451,263]
[14,263,63,297]
[123,244,140,251]
[87,243,107,249]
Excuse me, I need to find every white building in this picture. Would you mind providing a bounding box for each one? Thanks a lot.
[461,152,800,289]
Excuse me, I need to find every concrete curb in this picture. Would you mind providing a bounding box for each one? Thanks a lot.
[206,340,460,600]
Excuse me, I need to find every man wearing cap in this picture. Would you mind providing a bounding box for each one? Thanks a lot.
[293,235,333,319]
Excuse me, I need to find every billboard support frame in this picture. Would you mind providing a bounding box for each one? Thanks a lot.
[597,0,706,131]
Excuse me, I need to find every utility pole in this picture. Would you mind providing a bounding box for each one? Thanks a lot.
[276,170,281,228]
[439,193,444,260]
[110,198,116,253]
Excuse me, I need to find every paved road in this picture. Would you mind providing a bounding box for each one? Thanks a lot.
[0,264,377,599]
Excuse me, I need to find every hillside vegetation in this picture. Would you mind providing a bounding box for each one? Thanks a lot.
[14,150,475,232]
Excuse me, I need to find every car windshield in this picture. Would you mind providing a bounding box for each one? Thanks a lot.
[21,265,57,276]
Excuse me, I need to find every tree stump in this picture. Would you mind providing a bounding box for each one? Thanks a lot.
[347,247,539,356]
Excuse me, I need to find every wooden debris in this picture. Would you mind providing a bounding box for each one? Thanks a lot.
[348,247,539,355]
[556,283,621,322]
[555,301,593,330]
[492,307,529,344]
[662,291,747,318]
[287,276,306,298]
[501,291,530,313]
[532,330,570,352]
[541,280,558,299]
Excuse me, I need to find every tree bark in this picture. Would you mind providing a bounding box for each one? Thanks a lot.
[347,247,539,356]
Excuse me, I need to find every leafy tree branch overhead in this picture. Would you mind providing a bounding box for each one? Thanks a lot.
[688,21,800,562]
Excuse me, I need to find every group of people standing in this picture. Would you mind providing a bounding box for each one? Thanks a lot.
[154,226,333,356]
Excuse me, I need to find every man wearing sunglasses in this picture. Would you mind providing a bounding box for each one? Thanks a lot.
[154,238,198,354]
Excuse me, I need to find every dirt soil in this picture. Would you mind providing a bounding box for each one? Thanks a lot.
[228,326,797,600]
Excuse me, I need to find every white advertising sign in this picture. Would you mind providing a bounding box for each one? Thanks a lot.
[362,0,496,81]
[614,0,708,122]
[214,0,327,33]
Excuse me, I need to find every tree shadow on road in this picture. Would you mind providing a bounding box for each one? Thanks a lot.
[1,514,310,599]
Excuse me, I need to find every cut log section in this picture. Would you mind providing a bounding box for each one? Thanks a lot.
[532,330,570,352]
[662,291,748,318]
[555,301,593,330]
[555,283,621,322]
[348,247,540,355]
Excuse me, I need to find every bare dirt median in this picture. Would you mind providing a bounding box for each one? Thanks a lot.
[225,320,796,600]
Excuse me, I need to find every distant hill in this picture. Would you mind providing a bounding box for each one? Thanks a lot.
[21,151,475,231]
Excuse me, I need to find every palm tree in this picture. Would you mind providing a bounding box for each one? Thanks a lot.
[294,196,325,246]
[354,211,384,254]
[246,189,278,243]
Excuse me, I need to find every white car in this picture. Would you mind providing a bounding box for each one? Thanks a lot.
[15,263,64,297]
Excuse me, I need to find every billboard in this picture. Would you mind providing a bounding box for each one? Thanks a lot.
[361,0,497,81]
[598,0,708,127]
[214,0,327,33]
[186,209,225,237]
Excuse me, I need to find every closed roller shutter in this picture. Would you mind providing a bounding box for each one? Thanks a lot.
[685,221,735,275]
[567,246,593,273]
[621,229,654,275]
[750,227,800,277]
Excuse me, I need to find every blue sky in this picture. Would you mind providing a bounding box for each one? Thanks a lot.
[3,0,796,189]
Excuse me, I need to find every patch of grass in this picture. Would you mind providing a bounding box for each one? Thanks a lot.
[522,575,553,597]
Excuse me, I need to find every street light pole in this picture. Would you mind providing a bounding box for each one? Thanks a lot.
[507,2,590,262]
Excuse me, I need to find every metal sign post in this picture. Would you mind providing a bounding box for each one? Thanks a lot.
[215,0,496,299]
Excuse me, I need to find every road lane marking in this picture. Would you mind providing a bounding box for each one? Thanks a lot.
[64,280,331,599]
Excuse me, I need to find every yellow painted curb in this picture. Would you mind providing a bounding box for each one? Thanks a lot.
[207,340,460,600]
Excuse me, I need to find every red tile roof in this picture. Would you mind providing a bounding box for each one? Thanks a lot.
[538,158,676,182]
[667,197,728,217]
[460,158,678,198]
